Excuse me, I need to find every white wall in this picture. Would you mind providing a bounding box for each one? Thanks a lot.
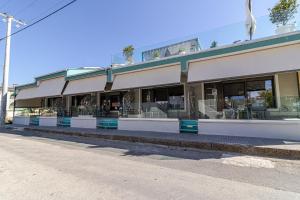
[188,43,300,82]
[71,117,97,129]
[119,118,180,133]
[13,116,30,126]
[198,119,300,141]
[39,117,57,127]
[278,72,299,97]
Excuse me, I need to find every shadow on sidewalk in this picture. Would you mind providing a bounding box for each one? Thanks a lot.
[0,128,227,161]
[4,125,300,160]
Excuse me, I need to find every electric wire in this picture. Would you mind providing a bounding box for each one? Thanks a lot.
[0,0,78,42]
[27,0,68,24]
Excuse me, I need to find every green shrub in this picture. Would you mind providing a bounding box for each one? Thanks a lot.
[269,0,299,26]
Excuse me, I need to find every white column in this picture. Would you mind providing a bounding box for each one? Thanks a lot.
[1,16,12,125]
[297,72,300,97]
[66,96,71,112]
[274,74,281,109]
[184,83,190,117]
[138,88,141,115]
[44,98,48,108]
[97,92,101,107]
[200,82,205,116]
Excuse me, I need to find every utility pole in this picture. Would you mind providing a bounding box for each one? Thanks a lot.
[0,12,25,126]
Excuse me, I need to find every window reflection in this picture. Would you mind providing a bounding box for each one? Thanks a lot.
[247,80,274,109]
[204,77,275,120]
[142,85,185,110]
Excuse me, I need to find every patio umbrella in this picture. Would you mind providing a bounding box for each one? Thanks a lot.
[245,0,256,40]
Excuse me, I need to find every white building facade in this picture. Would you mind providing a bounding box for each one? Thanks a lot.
[13,32,300,140]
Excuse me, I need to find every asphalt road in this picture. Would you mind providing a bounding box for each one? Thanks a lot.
[1,129,300,200]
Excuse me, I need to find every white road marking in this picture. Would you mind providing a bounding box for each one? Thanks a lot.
[221,154,275,169]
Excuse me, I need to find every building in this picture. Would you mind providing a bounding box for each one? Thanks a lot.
[13,31,300,140]
[0,87,16,122]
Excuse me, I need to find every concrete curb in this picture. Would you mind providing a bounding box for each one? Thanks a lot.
[24,127,300,160]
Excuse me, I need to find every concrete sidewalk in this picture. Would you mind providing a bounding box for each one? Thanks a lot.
[11,125,300,159]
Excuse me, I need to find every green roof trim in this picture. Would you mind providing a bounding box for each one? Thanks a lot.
[112,32,300,75]
[15,82,37,90]
[184,31,300,62]
[16,70,66,90]
[66,68,101,77]
[65,69,107,81]
[35,70,66,81]
[16,69,107,90]
[107,69,113,82]
[11,91,17,97]
[181,60,188,72]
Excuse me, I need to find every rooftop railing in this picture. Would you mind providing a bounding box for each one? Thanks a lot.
[111,10,300,66]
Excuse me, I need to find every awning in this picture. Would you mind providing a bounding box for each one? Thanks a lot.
[16,87,38,100]
[63,75,107,95]
[188,43,300,83]
[16,77,65,100]
[112,64,181,90]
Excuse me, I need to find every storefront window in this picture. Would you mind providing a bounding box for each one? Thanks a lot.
[100,93,123,112]
[168,86,184,110]
[110,95,121,110]
[70,93,97,116]
[204,77,275,120]
[142,85,184,110]
[247,79,275,109]
[47,97,62,108]
[71,94,92,107]
[223,82,246,110]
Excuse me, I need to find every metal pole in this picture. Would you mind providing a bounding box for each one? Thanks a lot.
[0,13,25,126]
[1,16,12,126]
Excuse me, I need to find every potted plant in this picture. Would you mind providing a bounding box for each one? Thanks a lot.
[153,51,160,59]
[210,41,218,48]
[269,0,299,34]
[123,45,134,64]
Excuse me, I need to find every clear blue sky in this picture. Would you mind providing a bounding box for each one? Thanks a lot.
[0,0,282,85]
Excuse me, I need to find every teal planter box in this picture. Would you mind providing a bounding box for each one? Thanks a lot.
[57,117,71,127]
[180,120,198,134]
[97,118,118,129]
[29,116,39,126]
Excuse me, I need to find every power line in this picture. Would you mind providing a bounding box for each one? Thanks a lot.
[27,0,68,24]
[0,0,78,42]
